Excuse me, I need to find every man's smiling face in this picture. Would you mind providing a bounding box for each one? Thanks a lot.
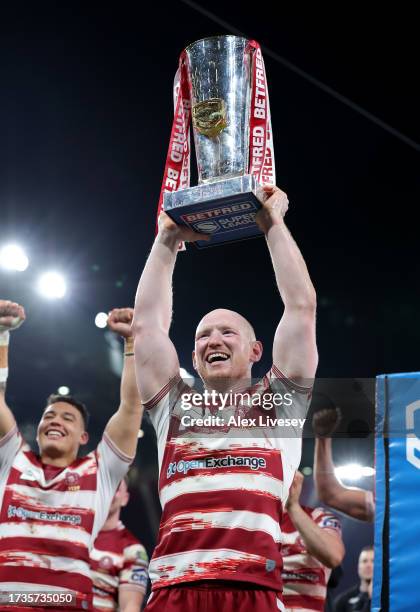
[37,402,88,462]
[193,309,262,389]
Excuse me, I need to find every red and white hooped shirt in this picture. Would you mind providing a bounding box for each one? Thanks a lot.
[281,506,342,612]
[145,365,312,600]
[0,427,133,611]
[90,520,149,611]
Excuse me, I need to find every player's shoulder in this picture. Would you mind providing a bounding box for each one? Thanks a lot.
[119,524,148,558]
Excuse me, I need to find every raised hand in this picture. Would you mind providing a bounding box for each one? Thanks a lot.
[285,471,304,510]
[107,307,134,339]
[255,185,289,234]
[312,407,341,438]
[0,300,26,333]
[157,211,210,244]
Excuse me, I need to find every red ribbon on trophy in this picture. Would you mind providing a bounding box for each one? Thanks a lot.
[156,40,276,241]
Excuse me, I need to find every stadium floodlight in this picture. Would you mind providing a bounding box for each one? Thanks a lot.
[0,244,29,272]
[335,464,375,481]
[95,312,108,328]
[38,272,66,299]
[58,386,70,396]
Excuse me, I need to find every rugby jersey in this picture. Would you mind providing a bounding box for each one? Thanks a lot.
[90,520,148,611]
[145,365,312,593]
[0,426,133,611]
[281,506,341,612]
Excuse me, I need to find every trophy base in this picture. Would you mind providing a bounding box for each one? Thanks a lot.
[163,175,266,249]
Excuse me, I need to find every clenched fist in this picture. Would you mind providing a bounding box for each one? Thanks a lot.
[312,407,341,438]
[0,300,26,333]
[107,307,134,339]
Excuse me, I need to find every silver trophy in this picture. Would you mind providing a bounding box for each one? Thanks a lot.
[163,36,273,248]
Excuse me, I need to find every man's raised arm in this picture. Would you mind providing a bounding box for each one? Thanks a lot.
[313,409,374,522]
[256,185,318,382]
[132,214,208,402]
[104,308,144,458]
[0,300,25,439]
[285,472,345,568]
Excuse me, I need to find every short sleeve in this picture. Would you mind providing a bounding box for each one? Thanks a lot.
[269,364,313,422]
[0,426,22,476]
[143,376,188,472]
[92,434,133,541]
[119,541,149,594]
[0,426,22,511]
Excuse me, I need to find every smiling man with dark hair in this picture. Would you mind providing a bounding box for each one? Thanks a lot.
[0,301,142,611]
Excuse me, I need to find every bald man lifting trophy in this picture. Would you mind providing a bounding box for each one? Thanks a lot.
[157,35,275,248]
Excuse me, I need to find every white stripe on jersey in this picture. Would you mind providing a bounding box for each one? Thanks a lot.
[0,522,91,547]
[173,435,279,451]
[161,509,281,543]
[92,571,117,589]
[90,547,122,565]
[12,452,93,482]
[92,594,115,609]
[283,583,326,597]
[2,551,91,577]
[8,483,96,510]
[160,472,284,507]
[173,435,301,457]
[149,547,265,583]
[281,553,324,569]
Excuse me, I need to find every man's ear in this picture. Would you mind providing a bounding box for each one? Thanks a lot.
[250,340,263,363]
[80,431,89,446]
[192,350,197,371]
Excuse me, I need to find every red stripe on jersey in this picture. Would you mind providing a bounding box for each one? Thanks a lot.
[161,489,282,524]
[152,525,282,566]
[93,524,142,554]
[0,536,90,562]
[283,594,325,612]
[152,556,280,591]
[0,565,92,592]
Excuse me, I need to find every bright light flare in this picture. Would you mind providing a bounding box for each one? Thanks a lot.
[38,272,66,299]
[335,464,375,481]
[95,312,108,328]
[58,386,70,396]
[0,244,29,272]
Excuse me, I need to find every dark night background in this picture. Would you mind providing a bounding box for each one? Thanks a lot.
[1,1,418,600]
